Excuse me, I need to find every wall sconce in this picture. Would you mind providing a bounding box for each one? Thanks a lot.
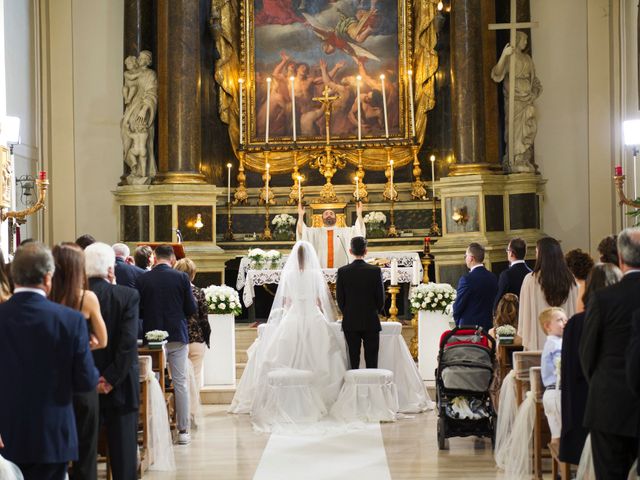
[451,206,469,225]
[194,213,204,233]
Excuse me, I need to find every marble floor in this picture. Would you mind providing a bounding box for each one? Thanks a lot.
[141,405,510,480]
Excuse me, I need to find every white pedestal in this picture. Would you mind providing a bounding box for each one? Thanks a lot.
[418,310,453,381]
[203,314,236,386]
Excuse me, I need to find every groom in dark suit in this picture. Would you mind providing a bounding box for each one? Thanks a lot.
[452,242,498,332]
[0,242,99,480]
[493,237,531,311]
[336,236,385,369]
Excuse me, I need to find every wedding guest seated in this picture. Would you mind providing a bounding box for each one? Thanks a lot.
[134,245,154,271]
[174,258,211,389]
[493,238,531,312]
[539,307,567,447]
[598,234,619,266]
[489,293,520,342]
[113,242,145,288]
[452,242,497,332]
[565,248,594,313]
[0,242,99,480]
[518,237,578,350]
[85,243,141,480]
[75,234,96,250]
[560,262,622,466]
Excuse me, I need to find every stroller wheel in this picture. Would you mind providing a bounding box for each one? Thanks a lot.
[437,416,447,450]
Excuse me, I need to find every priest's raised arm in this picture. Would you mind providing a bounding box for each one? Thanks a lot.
[296,203,365,268]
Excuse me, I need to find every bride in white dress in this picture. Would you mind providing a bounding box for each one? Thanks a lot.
[229,241,349,430]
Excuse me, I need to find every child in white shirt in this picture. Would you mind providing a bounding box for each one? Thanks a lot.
[539,307,567,445]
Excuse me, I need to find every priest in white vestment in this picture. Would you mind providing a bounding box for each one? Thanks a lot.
[296,203,365,269]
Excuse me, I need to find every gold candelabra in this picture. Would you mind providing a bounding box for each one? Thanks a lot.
[288,150,304,205]
[410,145,428,200]
[383,147,398,237]
[1,175,49,222]
[233,150,249,205]
[387,285,401,322]
[353,148,369,203]
[261,151,272,240]
[223,201,234,241]
[614,174,640,208]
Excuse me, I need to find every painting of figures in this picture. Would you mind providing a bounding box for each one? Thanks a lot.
[251,0,401,142]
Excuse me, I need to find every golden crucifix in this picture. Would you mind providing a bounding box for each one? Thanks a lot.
[312,85,339,146]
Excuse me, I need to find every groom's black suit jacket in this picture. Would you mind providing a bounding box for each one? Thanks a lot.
[337,259,385,332]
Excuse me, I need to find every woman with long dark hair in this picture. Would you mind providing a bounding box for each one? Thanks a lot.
[517,237,579,350]
[50,243,107,480]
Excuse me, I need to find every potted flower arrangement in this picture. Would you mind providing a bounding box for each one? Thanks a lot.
[363,211,387,238]
[145,330,169,349]
[264,250,283,269]
[271,213,296,241]
[495,325,517,345]
[202,284,242,386]
[409,282,457,382]
[247,248,266,269]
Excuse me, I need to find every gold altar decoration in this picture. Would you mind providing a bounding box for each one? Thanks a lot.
[210,0,439,173]
[387,285,401,322]
[1,152,49,223]
[614,174,640,208]
[233,150,249,205]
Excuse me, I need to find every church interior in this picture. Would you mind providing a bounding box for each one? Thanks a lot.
[0,0,638,478]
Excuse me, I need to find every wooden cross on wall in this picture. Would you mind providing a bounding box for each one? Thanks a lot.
[488,0,538,168]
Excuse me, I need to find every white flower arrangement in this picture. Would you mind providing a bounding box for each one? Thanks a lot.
[247,248,266,263]
[495,325,517,337]
[203,284,242,316]
[409,282,456,315]
[271,213,296,229]
[145,330,169,342]
[363,211,387,225]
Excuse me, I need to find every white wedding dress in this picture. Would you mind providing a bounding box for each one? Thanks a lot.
[229,241,349,431]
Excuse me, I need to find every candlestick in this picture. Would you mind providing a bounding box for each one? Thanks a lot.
[407,70,415,138]
[297,175,302,203]
[227,163,232,204]
[616,165,623,176]
[355,175,360,202]
[38,171,47,181]
[266,162,270,202]
[380,74,389,138]
[290,76,296,142]
[390,159,394,198]
[238,78,244,145]
[356,75,362,141]
[390,258,398,286]
[265,77,272,143]
[430,155,436,199]
[412,259,420,286]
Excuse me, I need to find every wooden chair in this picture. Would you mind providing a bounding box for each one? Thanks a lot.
[530,366,551,480]
[138,346,166,392]
[549,441,573,480]
[497,342,524,383]
[513,350,542,405]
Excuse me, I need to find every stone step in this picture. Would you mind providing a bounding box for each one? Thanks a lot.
[236,362,247,379]
[200,385,236,405]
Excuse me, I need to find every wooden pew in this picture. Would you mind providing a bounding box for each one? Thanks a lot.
[530,366,551,480]
[513,350,542,405]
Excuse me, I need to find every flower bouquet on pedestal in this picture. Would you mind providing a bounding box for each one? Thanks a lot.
[496,325,516,344]
[264,249,282,270]
[247,248,266,269]
[203,285,243,316]
[409,283,456,315]
[271,214,296,241]
[145,330,168,349]
[364,211,387,238]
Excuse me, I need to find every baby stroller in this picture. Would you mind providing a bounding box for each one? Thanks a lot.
[435,325,496,450]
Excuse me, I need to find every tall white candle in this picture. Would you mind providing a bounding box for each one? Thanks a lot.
[227,162,232,204]
[265,77,272,143]
[297,175,302,203]
[407,70,415,138]
[380,74,389,138]
[391,258,398,286]
[290,76,297,142]
[356,75,362,141]
[430,155,436,199]
[239,78,244,145]
[355,175,360,201]
[412,259,420,286]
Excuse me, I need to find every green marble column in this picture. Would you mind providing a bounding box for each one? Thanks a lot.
[155,0,206,184]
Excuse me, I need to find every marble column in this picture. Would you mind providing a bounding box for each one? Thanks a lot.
[124,0,154,57]
[449,0,501,175]
[155,0,206,184]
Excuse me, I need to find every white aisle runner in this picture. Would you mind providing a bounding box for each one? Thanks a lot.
[253,423,392,480]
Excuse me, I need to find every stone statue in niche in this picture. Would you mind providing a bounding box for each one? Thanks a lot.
[121,50,158,184]
[491,31,542,173]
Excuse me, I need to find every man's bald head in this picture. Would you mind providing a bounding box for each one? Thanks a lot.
[322,210,336,227]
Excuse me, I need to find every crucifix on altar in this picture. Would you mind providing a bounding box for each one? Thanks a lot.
[489,0,541,173]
